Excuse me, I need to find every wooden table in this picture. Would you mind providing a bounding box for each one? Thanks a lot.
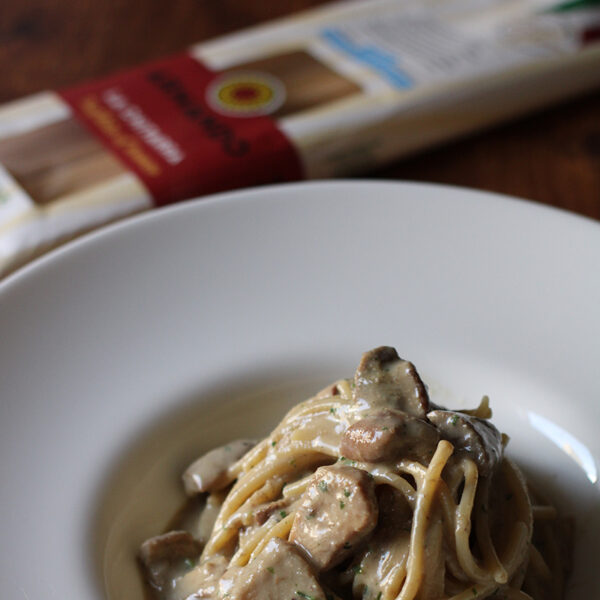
[2,0,599,220]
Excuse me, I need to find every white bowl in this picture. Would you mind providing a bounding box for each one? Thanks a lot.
[0,181,598,598]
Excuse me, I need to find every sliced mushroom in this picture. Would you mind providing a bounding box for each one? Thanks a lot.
[183,439,256,495]
[289,465,378,571]
[138,530,201,590]
[172,554,228,599]
[253,497,293,526]
[427,410,503,476]
[340,410,440,464]
[219,537,325,600]
[353,346,429,418]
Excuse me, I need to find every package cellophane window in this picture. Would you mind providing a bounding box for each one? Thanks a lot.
[1,0,599,276]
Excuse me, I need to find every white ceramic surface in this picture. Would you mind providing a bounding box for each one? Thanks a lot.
[0,181,598,599]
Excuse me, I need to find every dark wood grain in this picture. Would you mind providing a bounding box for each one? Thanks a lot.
[1,0,599,219]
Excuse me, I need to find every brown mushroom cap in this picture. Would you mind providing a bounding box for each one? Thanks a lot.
[427,409,503,476]
[353,346,430,418]
[138,531,201,589]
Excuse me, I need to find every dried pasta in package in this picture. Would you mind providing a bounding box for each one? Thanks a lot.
[1,0,599,276]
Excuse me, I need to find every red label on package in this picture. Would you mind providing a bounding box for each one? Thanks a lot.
[59,53,304,206]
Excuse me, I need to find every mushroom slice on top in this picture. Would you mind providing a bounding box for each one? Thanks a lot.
[427,410,503,476]
[340,409,440,464]
[353,346,430,418]
[289,465,378,571]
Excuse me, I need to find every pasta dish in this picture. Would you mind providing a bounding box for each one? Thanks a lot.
[139,347,571,600]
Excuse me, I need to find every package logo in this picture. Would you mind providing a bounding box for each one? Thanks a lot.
[206,71,286,117]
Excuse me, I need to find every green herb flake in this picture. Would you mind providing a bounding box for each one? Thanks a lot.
[339,501,345,509]
[266,566,275,574]
[279,510,288,519]
[472,587,478,596]
[330,407,336,414]
[318,480,328,493]
[450,415,459,426]
[344,489,351,497]
[353,565,363,575]
[271,440,277,447]
[296,592,316,600]
[183,557,196,570]
[376,593,382,600]
[289,458,297,467]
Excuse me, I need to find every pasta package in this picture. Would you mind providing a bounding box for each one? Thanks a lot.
[1,0,600,276]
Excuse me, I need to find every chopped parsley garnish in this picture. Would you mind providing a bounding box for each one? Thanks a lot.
[376,593,382,600]
[266,566,274,574]
[353,565,363,574]
[344,489,351,497]
[330,407,336,414]
[318,480,328,492]
[472,587,478,596]
[339,501,345,509]
[271,440,277,447]
[279,510,288,519]
[296,592,316,600]
[450,415,459,426]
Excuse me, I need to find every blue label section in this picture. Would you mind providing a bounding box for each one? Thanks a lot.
[322,28,414,89]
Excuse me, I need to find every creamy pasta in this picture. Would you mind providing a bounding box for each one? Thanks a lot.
[139,347,571,600]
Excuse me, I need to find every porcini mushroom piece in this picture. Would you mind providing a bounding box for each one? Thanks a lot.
[138,530,201,590]
[183,439,256,495]
[172,554,228,600]
[340,410,440,464]
[353,346,430,418]
[289,465,378,571]
[427,410,503,476]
